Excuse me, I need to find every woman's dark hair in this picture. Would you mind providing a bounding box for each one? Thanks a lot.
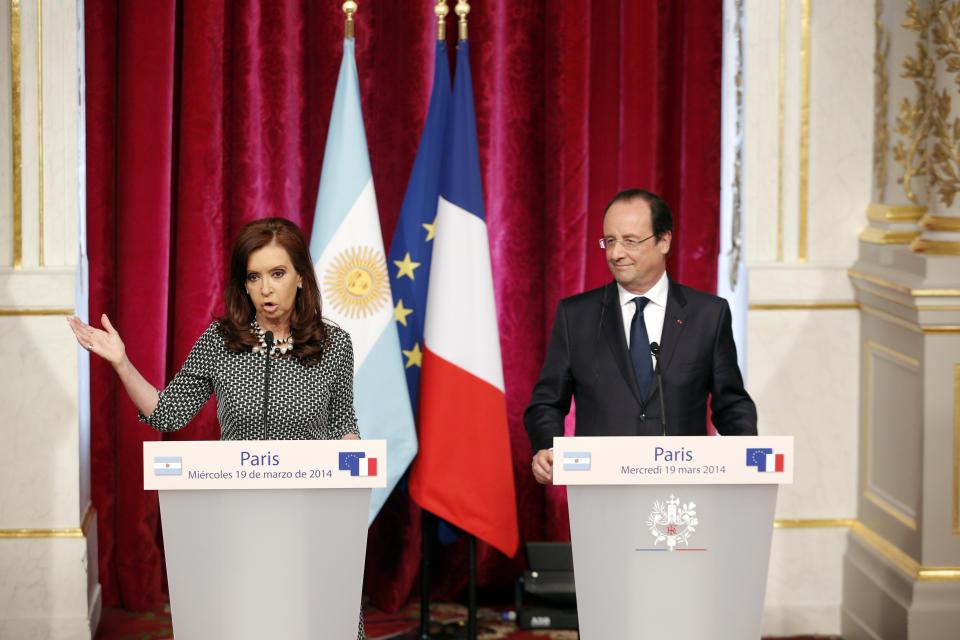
[217,217,328,364]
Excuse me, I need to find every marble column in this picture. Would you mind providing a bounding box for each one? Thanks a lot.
[844,1,960,638]
[741,0,871,634]
[0,1,101,638]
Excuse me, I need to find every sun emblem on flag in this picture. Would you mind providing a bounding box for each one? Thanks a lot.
[323,246,390,318]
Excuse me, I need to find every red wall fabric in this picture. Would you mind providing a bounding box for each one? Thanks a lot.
[85,0,722,612]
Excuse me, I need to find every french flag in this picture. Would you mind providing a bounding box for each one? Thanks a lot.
[762,453,785,473]
[357,457,378,477]
[408,39,519,558]
[746,447,785,473]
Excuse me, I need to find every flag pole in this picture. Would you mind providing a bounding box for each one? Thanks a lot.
[455,3,478,639]
[343,0,357,39]
[455,0,469,41]
[416,5,450,634]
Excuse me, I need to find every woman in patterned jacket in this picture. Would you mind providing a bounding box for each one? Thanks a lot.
[68,217,361,442]
[67,217,365,638]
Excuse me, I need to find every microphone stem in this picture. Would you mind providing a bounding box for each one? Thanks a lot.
[655,360,666,436]
[263,332,274,440]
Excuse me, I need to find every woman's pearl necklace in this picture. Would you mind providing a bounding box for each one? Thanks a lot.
[251,320,293,357]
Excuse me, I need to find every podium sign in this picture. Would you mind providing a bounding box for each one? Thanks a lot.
[144,440,386,640]
[554,436,793,640]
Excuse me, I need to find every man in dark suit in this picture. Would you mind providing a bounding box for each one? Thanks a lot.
[524,188,757,484]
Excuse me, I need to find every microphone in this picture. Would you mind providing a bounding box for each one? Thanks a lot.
[263,331,274,440]
[649,342,667,435]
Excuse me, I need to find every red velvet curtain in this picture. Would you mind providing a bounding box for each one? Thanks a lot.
[85,0,721,612]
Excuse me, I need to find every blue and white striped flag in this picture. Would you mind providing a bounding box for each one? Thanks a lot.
[310,38,417,525]
[153,456,182,476]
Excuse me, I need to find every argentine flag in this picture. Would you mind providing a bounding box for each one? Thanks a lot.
[310,38,417,525]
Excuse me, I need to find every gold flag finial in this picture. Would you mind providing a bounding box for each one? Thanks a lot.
[455,1,470,41]
[435,1,449,41]
[343,1,358,39]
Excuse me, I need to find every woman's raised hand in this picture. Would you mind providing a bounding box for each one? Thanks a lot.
[67,313,126,365]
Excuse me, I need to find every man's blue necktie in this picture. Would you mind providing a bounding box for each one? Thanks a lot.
[630,297,653,397]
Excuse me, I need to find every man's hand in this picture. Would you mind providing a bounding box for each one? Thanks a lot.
[531,449,554,485]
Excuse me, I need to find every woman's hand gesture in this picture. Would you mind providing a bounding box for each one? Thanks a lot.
[67,313,126,366]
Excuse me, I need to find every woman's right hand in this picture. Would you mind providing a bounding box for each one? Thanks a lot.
[67,313,126,366]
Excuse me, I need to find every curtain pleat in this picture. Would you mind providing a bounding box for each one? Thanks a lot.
[85,0,722,612]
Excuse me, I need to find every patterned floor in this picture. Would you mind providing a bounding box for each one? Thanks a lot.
[94,602,839,639]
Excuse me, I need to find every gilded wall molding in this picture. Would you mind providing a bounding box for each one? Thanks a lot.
[919,213,960,230]
[36,0,43,266]
[860,205,925,244]
[859,227,923,244]
[863,341,921,532]
[0,503,94,539]
[910,237,960,254]
[775,519,857,528]
[798,0,810,263]
[749,302,858,311]
[11,0,22,270]
[851,521,960,581]
[874,0,891,202]
[773,520,960,581]
[866,203,926,222]
[849,269,960,296]
[0,308,73,316]
[777,0,786,262]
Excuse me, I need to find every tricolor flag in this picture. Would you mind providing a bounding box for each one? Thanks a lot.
[311,38,417,524]
[746,447,785,473]
[562,452,591,471]
[153,456,182,476]
[408,39,519,558]
[339,451,378,477]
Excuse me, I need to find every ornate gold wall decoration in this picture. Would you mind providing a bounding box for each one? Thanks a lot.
[893,1,933,204]
[874,0,891,201]
[926,1,960,206]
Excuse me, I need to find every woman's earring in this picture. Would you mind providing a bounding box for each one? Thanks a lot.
[298,282,303,289]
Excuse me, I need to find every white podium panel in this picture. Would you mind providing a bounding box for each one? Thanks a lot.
[554,436,793,640]
[144,440,386,640]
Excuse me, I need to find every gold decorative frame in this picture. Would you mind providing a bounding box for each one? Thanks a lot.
[852,521,960,581]
[798,0,811,263]
[774,520,960,581]
[749,302,858,311]
[0,308,73,316]
[777,0,786,262]
[862,341,921,531]
[36,0,42,266]
[955,364,959,535]
[0,503,95,539]
[11,0,22,270]
[848,269,960,297]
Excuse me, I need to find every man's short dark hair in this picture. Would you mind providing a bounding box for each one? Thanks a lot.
[604,188,674,240]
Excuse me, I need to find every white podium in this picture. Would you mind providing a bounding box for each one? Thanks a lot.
[143,439,386,640]
[553,435,793,639]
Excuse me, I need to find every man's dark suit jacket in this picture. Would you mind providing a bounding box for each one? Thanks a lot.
[524,279,757,452]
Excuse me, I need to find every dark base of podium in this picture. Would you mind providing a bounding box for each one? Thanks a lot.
[391,620,497,639]
[516,605,579,631]
[514,542,578,631]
